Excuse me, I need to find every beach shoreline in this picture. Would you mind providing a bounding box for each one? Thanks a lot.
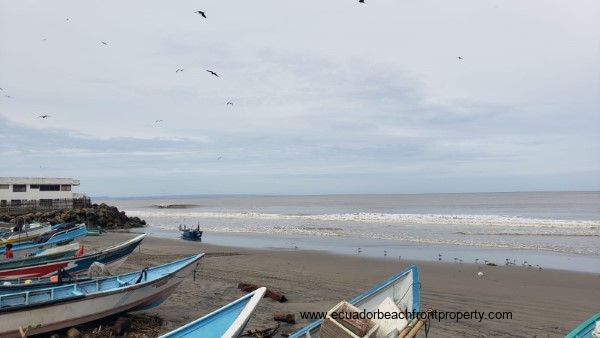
[79,232,600,337]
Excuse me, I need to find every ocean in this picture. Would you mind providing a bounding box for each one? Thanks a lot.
[99,191,600,273]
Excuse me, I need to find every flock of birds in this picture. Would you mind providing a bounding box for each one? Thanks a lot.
[352,248,543,271]
[1,2,466,124]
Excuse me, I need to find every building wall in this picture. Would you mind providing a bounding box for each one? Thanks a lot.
[0,177,80,203]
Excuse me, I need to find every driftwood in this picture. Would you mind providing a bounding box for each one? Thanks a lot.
[243,323,280,338]
[238,283,287,302]
[273,312,296,324]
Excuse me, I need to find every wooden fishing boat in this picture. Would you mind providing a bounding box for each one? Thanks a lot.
[0,243,80,271]
[179,224,203,241]
[0,224,88,260]
[0,268,91,294]
[0,234,146,279]
[0,224,53,245]
[289,265,420,338]
[160,287,266,338]
[566,313,600,338]
[0,253,204,337]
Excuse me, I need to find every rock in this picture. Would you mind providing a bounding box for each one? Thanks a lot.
[112,317,132,337]
[66,327,82,338]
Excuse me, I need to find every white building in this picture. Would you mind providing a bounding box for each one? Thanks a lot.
[0,177,82,208]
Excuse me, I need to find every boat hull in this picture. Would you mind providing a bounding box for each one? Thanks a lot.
[0,234,145,279]
[0,256,198,337]
[566,313,600,338]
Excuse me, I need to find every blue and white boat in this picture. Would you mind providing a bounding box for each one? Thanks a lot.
[0,253,204,337]
[566,313,600,338]
[289,265,420,338]
[0,224,88,259]
[160,287,266,338]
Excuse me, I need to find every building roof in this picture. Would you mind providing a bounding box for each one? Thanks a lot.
[0,177,80,186]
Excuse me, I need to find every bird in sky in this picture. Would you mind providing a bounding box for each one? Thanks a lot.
[226,102,233,106]
[38,115,51,119]
[66,18,70,22]
[5,95,11,98]
[155,120,164,124]
[195,10,207,18]
[175,69,184,73]
[101,41,108,46]
[359,0,365,3]
[42,38,47,41]
[206,70,219,78]
[458,56,463,60]
[217,156,223,160]
[0,88,3,91]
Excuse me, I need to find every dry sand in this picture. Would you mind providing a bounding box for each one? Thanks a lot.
[79,232,600,337]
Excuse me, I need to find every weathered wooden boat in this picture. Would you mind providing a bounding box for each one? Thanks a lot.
[0,243,80,271]
[0,234,146,279]
[0,253,204,337]
[0,224,53,245]
[160,287,266,338]
[289,265,420,338]
[566,313,600,338]
[179,224,203,241]
[0,224,88,260]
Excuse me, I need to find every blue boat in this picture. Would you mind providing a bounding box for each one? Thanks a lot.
[0,253,204,337]
[566,313,600,338]
[0,224,88,258]
[179,224,203,241]
[289,265,420,338]
[160,287,266,338]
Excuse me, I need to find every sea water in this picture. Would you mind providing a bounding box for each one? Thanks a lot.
[100,191,600,273]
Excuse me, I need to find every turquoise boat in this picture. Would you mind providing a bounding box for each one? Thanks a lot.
[0,253,204,337]
[566,313,600,338]
[160,287,266,338]
[0,224,87,258]
[289,265,420,338]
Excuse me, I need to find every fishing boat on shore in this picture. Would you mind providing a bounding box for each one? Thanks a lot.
[0,234,146,279]
[0,243,81,271]
[160,287,266,338]
[566,313,600,338]
[289,265,420,338]
[0,253,204,337]
[0,224,88,259]
[0,223,53,245]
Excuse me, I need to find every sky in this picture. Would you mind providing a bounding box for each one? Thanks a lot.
[0,0,599,197]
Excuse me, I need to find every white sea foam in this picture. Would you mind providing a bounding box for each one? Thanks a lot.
[126,210,600,228]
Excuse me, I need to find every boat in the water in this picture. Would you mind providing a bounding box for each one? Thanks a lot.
[160,287,266,338]
[566,313,600,338]
[0,243,80,271]
[0,234,146,279]
[179,224,203,241]
[0,224,88,260]
[289,265,420,338]
[0,253,204,337]
[0,224,53,245]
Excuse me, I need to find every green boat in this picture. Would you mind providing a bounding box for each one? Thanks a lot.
[566,313,600,338]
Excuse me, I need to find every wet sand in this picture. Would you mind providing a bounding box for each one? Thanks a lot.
[81,232,600,337]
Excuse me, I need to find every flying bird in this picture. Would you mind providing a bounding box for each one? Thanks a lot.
[217,156,223,160]
[175,69,184,73]
[458,56,463,60]
[154,119,164,123]
[66,18,70,22]
[206,70,219,78]
[0,88,3,91]
[195,10,207,18]
[359,0,365,3]
[100,41,108,45]
[38,115,51,119]
[5,95,11,98]
[226,102,233,106]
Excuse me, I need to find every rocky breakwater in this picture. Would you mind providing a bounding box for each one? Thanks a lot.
[0,203,146,229]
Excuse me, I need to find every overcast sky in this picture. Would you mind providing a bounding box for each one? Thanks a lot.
[1,0,599,196]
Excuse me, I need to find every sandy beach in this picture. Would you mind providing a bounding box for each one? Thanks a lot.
[77,232,600,337]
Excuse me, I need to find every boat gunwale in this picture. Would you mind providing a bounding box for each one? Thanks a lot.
[566,312,600,338]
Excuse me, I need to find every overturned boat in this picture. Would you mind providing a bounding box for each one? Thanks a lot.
[0,253,204,337]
